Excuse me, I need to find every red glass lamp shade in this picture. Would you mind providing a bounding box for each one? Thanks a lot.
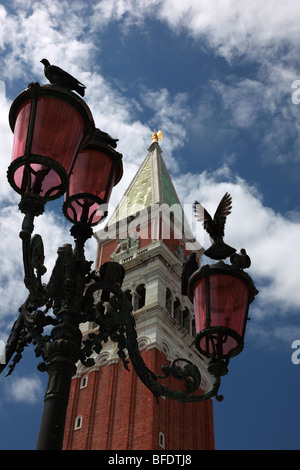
[63,136,123,226]
[8,83,94,201]
[188,262,258,361]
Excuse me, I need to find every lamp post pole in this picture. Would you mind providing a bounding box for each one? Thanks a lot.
[35,318,81,450]
[34,222,96,450]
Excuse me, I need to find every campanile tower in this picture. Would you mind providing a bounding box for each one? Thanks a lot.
[63,133,215,450]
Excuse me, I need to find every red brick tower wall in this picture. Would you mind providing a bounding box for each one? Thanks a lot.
[63,348,214,450]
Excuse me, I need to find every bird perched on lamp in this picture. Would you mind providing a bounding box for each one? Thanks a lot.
[193,192,236,261]
[40,58,86,97]
[93,127,119,149]
[230,248,251,270]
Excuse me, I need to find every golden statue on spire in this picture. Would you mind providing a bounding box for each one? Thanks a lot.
[151,129,163,143]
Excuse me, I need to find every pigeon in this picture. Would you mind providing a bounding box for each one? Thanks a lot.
[40,59,86,97]
[230,248,251,270]
[181,252,199,295]
[93,128,119,149]
[193,192,236,260]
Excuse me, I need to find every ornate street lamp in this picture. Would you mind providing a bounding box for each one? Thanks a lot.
[1,73,258,450]
[186,194,259,379]
[63,129,123,226]
[8,83,93,203]
[188,261,258,377]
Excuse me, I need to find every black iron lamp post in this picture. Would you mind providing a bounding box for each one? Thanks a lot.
[1,79,258,450]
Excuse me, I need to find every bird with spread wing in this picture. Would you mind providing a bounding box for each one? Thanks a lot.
[41,59,86,97]
[193,192,236,260]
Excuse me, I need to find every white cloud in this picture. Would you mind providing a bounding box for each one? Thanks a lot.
[90,0,300,64]
[1,0,298,167]
[91,0,161,30]
[5,375,43,404]
[157,0,300,63]
[209,64,300,163]
[90,0,300,166]
[0,1,96,86]
[140,87,192,171]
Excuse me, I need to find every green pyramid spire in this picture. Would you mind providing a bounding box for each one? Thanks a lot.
[109,142,181,224]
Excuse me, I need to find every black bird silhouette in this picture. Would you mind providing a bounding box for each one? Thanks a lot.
[181,252,199,295]
[40,59,86,97]
[193,192,236,260]
[93,128,119,149]
[230,248,251,269]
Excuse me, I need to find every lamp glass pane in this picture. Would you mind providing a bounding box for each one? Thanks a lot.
[66,149,115,225]
[193,273,250,358]
[193,277,206,333]
[31,97,85,171]
[11,100,30,159]
[10,96,86,199]
[209,274,249,334]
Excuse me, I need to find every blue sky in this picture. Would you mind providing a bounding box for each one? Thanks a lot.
[0,0,300,450]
